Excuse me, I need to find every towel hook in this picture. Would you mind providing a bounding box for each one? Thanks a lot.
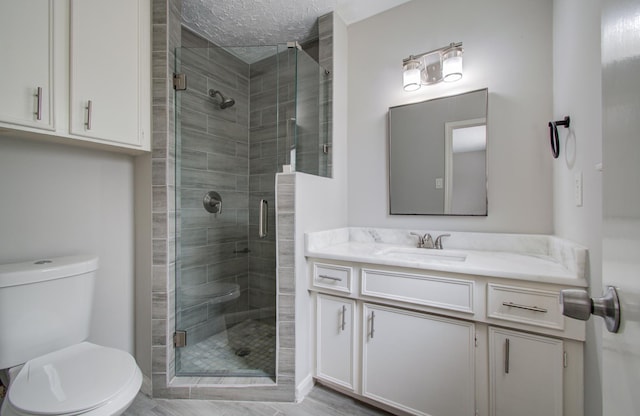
[548,116,570,158]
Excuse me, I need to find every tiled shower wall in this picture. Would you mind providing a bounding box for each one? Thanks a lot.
[150,0,332,400]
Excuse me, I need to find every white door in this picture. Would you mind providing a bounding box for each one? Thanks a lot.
[601,0,640,414]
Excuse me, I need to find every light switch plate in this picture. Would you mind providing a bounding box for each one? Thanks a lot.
[435,177,443,189]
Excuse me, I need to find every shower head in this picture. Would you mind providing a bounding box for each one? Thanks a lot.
[208,89,235,109]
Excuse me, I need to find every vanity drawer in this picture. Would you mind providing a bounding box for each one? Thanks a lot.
[313,263,352,294]
[361,268,474,314]
[487,284,563,330]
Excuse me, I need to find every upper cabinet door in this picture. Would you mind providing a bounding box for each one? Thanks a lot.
[0,1,55,131]
[69,0,148,147]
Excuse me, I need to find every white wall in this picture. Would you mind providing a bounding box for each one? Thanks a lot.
[552,1,602,415]
[347,0,554,234]
[0,136,136,354]
[295,12,349,393]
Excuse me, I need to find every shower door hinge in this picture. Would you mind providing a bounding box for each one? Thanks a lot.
[322,143,331,154]
[173,73,187,91]
[173,330,187,348]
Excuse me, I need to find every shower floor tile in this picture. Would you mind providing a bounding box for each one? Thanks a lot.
[177,319,276,377]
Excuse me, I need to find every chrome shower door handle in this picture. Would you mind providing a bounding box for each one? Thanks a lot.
[560,286,621,333]
[259,199,268,238]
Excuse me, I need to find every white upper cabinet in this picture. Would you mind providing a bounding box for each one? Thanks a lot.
[69,0,148,147]
[0,0,150,153]
[0,1,55,131]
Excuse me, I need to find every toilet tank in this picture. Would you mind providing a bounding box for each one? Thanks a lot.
[0,255,98,369]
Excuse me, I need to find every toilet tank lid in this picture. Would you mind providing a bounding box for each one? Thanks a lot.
[0,255,99,288]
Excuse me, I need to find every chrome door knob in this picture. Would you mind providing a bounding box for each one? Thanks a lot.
[560,286,621,333]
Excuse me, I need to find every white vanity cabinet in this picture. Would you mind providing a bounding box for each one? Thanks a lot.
[0,1,55,131]
[489,327,564,416]
[0,0,150,153]
[316,294,356,391]
[309,258,584,416]
[362,303,475,416]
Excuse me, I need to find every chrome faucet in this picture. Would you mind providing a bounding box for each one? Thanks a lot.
[434,234,451,250]
[410,232,434,249]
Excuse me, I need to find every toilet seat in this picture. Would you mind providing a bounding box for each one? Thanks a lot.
[4,342,141,416]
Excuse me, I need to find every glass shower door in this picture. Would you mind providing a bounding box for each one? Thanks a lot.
[174,44,279,378]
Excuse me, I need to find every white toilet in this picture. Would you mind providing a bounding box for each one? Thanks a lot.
[0,255,142,416]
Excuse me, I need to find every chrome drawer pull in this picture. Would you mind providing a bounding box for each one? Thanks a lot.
[502,301,548,313]
[318,274,343,282]
[85,100,93,130]
[341,305,346,331]
[370,311,376,339]
[505,338,510,374]
[35,87,43,120]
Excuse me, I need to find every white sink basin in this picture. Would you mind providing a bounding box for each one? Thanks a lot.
[376,247,467,263]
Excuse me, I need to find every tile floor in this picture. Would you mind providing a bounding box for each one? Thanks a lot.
[177,319,276,377]
[123,384,393,416]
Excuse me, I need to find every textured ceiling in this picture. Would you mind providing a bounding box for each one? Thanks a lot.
[182,0,412,61]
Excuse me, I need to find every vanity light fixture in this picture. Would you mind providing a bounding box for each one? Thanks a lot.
[402,42,464,91]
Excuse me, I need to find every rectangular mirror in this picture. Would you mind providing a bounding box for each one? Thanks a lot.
[388,88,488,215]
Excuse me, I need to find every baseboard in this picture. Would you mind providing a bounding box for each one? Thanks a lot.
[140,374,152,396]
[295,373,315,402]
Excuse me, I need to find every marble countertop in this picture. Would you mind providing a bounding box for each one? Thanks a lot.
[305,227,588,287]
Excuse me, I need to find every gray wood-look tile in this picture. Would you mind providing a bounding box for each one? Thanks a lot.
[123,385,391,416]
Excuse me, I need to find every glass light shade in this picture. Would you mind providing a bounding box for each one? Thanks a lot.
[443,51,463,82]
[403,62,422,91]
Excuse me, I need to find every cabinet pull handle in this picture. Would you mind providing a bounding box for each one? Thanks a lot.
[502,301,548,313]
[259,199,268,238]
[85,100,93,130]
[341,305,346,331]
[505,338,510,374]
[370,311,376,339]
[35,87,43,121]
[318,274,342,282]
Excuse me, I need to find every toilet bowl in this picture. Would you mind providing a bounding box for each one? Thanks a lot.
[0,256,142,416]
[1,343,141,416]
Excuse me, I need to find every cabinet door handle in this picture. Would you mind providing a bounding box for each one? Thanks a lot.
[35,87,43,121]
[85,100,93,130]
[341,305,346,331]
[502,301,548,313]
[318,274,342,282]
[370,311,376,339]
[505,338,510,374]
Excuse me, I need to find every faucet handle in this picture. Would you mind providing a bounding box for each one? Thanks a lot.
[423,233,434,249]
[434,234,451,250]
[410,232,425,247]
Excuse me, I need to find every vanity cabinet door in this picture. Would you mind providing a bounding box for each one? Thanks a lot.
[69,0,149,149]
[0,0,55,131]
[362,304,475,416]
[489,327,563,416]
[316,294,356,390]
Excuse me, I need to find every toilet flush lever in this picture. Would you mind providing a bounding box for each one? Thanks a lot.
[560,286,621,333]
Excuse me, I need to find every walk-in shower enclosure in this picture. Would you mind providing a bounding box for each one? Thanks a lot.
[173,34,330,378]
